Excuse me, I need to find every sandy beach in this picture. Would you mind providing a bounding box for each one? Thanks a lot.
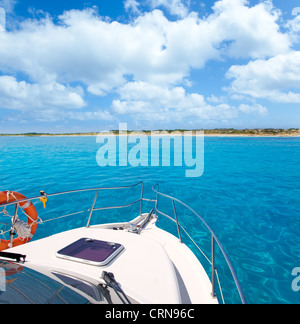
[1,131,299,138]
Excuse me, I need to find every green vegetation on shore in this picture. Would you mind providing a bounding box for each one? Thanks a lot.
[0,128,299,137]
[203,128,300,136]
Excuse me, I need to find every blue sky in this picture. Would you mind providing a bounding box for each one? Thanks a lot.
[0,0,299,133]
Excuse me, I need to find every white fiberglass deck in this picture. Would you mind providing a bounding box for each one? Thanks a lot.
[7,217,217,304]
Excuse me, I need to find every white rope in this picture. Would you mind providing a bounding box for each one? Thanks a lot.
[18,203,39,228]
[0,207,10,218]
[0,226,9,239]
[4,191,40,229]
[0,191,32,241]
[6,191,10,203]
[14,220,33,240]
[1,191,89,241]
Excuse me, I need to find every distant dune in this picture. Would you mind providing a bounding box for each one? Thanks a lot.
[1,129,300,137]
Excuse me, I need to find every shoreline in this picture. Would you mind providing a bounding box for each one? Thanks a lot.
[1,132,300,138]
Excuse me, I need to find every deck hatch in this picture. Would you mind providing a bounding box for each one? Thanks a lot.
[56,238,124,266]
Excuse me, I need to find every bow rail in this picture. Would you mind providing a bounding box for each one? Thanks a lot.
[0,181,246,304]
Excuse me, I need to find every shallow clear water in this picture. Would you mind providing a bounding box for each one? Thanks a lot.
[0,135,299,304]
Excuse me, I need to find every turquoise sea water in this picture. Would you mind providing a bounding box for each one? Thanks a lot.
[0,135,299,304]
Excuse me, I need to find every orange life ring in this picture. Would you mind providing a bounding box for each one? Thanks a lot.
[0,191,38,251]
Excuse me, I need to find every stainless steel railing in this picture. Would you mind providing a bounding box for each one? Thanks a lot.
[152,184,247,304]
[0,182,147,241]
[0,181,246,304]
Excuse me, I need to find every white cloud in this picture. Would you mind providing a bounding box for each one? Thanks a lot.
[114,81,206,110]
[207,95,227,104]
[0,1,294,126]
[287,15,300,32]
[239,103,268,116]
[0,1,290,92]
[0,76,86,110]
[5,108,114,123]
[209,0,290,59]
[64,110,114,122]
[149,0,190,18]
[286,13,300,43]
[0,7,5,31]
[112,81,238,125]
[116,81,204,108]
[226,51,300,103]
[124,0,141,15]
[292,7,300,16]
[0,0,16,14]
